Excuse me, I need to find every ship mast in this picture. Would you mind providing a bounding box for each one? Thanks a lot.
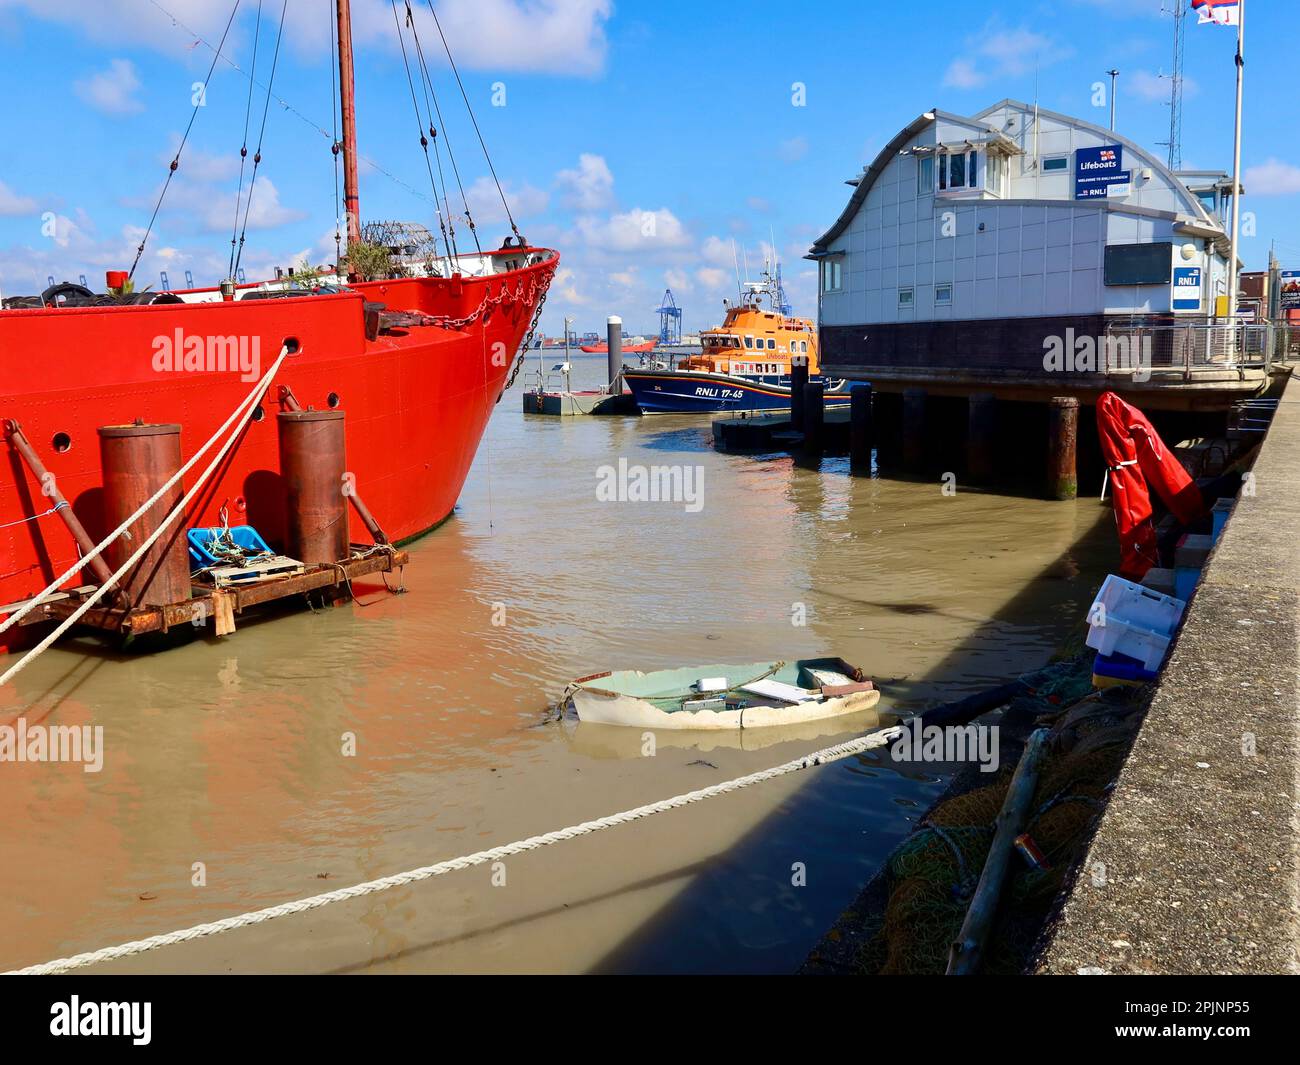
[336,0,361,248]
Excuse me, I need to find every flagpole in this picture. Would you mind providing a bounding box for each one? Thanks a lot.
[1225,0,1245,324]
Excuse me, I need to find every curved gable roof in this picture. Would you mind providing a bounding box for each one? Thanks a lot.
[810,100,1219,257]
[809,110,938,254]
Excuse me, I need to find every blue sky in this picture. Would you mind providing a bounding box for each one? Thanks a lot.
[0,0,1295,336]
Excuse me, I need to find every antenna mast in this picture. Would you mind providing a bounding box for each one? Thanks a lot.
[1166,0,1186,169]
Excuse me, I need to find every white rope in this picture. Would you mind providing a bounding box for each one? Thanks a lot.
[7,724,903,975]
[0,346,290,635]
[0,348,290,690]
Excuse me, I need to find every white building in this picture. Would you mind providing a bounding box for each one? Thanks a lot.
[807,100,1257,403]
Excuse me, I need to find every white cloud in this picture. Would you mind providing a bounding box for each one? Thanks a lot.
[74,58,144,116]
[1244,159,1300,197]
[778,137,809,163]
[465,175,549,226]
[556,154,614,212]
[695,267,730,290]
[944,21,1071,89]
[1127,70,1198,104]
[700,235,736,267]
[575,207,691,254]
[0,0,614,74]
[943,58,984,89]
[664,268,692,292]
[0,180,37,216]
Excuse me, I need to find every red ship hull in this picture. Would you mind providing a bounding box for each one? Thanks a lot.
[1,249,557,647]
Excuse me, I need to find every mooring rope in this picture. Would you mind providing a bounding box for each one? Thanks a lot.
[0,348,290,691]
[6,725,902,975]
[0,347,290,638]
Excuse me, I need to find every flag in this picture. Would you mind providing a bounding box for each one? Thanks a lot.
[1191,0,1241,26]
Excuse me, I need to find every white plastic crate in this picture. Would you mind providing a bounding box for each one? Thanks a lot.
[1085,574,1187,673]
[1088,574,1185,635]
[1085,614,1172,673]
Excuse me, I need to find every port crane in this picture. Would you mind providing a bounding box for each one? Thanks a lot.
[656,289,682,345]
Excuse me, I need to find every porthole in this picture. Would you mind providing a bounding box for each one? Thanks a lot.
[251,405,265,422]
[52,432,72,453]
[326,392,341,409]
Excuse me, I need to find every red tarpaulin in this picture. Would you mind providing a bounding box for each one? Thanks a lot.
[1096,391,1206,581]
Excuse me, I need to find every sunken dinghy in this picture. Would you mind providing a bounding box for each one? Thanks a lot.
[567,658,879,730]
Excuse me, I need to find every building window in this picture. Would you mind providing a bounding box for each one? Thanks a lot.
[821,257,843,292]
[938,150,978,191]
[1043,155,1069,173]
[918,155,934,194]
[935,283,953,306]
[898,286,915,308]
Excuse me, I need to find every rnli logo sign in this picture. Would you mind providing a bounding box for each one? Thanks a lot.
[1075,144,1131,200]
[1172,266,1203,312]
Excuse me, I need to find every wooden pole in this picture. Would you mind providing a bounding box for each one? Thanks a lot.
[850,384,874,474]
[803,381,825,452]
[967,392,997,483]
[903,387,927,472]
[336,0,361,248]
[947,727,1050,975]
[2,420,124,602]
[1047,396,1079,500]
[790,355,809,431]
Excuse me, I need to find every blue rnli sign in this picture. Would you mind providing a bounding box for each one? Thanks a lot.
[1172,266,1203,312]
[1075,144,1130,200]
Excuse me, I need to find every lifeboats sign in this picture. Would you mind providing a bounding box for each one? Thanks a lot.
[1172,266,1203,312]
[1075,144,1131,200]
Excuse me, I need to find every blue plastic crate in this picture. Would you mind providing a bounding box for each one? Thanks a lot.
[187,525,273,570]
[1093,650,1159,686]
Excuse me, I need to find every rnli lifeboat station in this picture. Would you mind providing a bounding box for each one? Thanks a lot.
[807,100,1292,494]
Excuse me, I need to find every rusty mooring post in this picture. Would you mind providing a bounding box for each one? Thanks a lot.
[1047,396,1079,500]
[850,384,873,475]
[968,392,997,483]
[903,387,927,473]
[97,423,191,607]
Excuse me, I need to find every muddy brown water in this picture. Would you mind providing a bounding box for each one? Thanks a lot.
[0,357,1115,973]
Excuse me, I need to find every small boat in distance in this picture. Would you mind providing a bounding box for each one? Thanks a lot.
[622,262,850,414]
[566,658,880,730]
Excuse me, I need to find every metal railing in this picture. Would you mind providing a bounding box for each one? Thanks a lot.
[1102,320,1297,380]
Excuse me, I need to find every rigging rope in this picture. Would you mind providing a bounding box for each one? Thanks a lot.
[329,0,343,267]
[405,1,479,255]
[6,724,902,975]
[0,347,289,692]
[0,348,290,639]
[390,0,456,265]
[130,0,243,282]
[425,0,521,245]
[231,0,289,282]
[146,0,439,213]
[227,0,263,281]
